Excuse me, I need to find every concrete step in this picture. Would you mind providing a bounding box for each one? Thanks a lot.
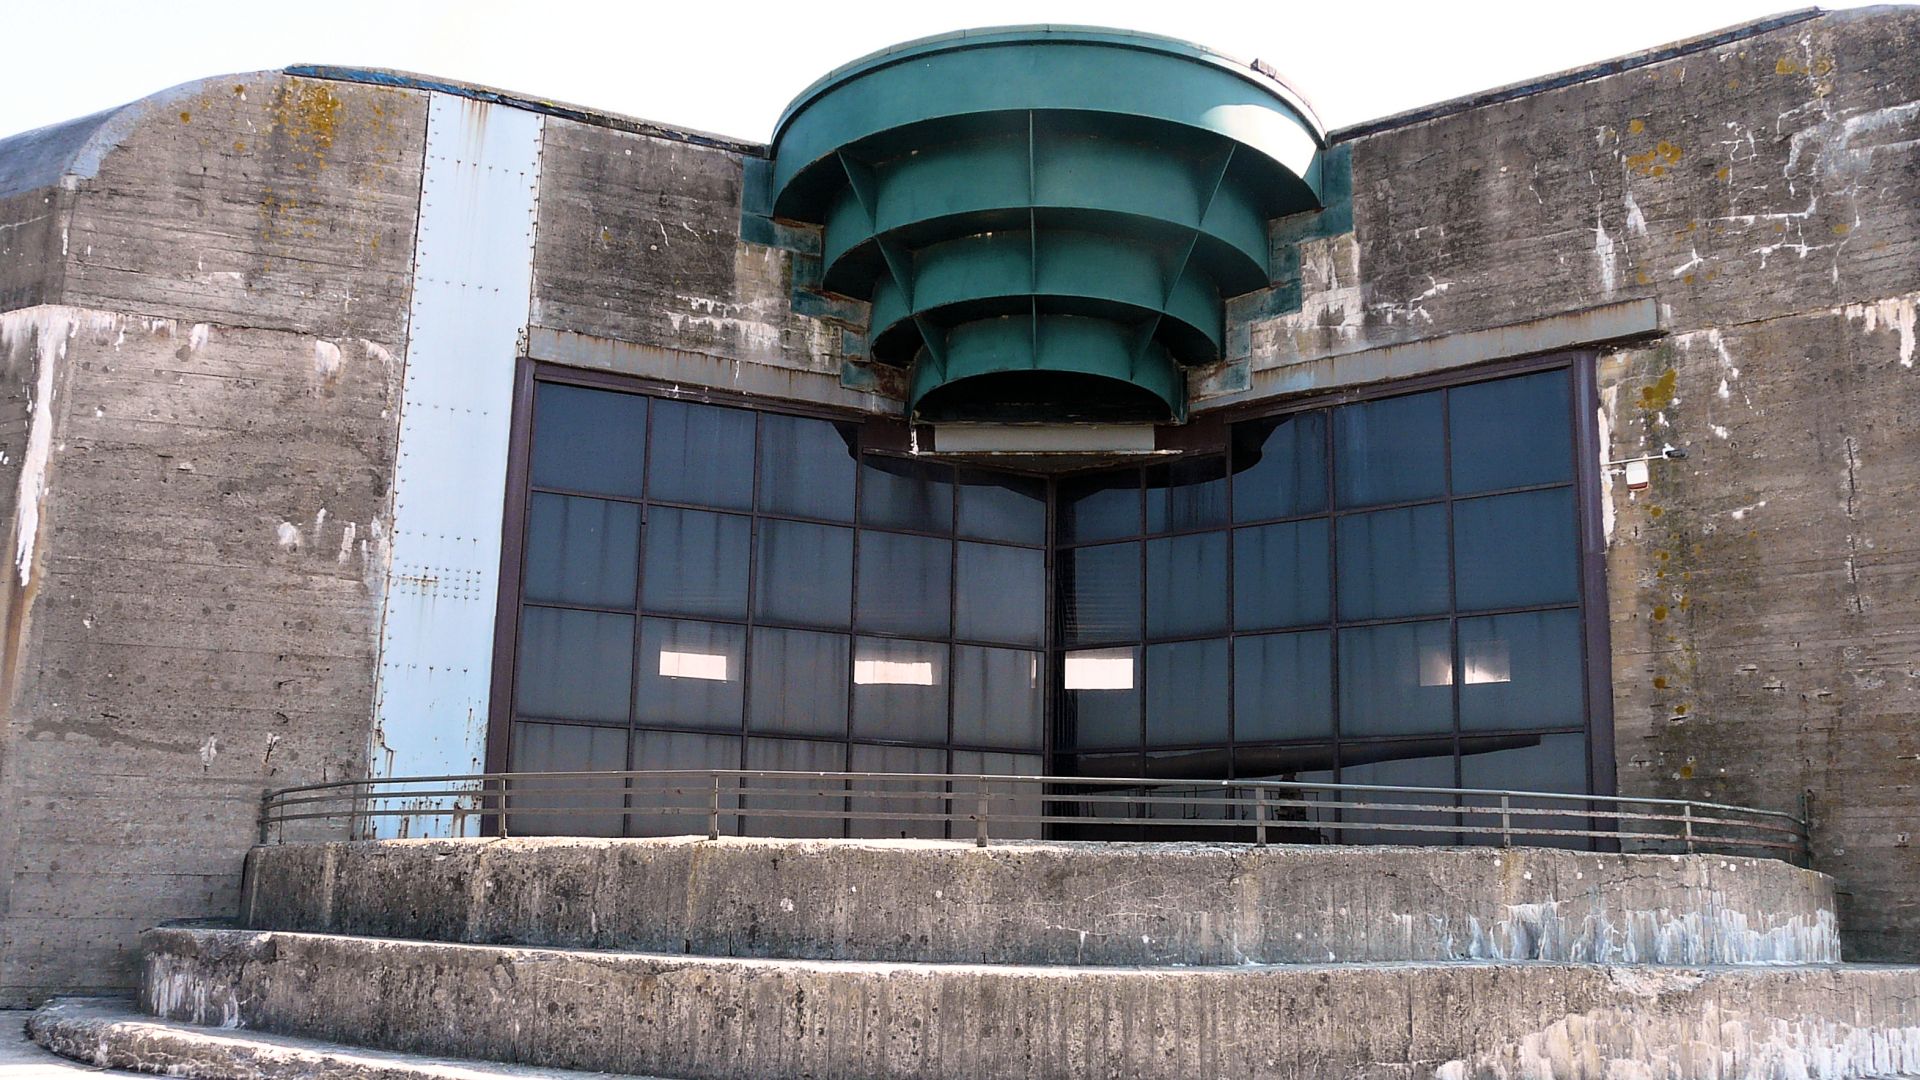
[28,998,672,1079]
[143,926,1920,1080]
[242,836,1841,967]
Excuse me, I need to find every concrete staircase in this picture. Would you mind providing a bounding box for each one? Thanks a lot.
[32,837,1920,1079]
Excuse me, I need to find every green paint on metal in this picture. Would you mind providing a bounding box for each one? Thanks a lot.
[768,26,1327,423]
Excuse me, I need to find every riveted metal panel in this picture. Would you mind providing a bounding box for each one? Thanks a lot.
[368,94,542,834]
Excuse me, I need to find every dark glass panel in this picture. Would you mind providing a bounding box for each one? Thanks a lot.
[952,750,1044,839]
[753,519,853,628]
[1337,619,1453,737]
[647,398,755,510]
[1233,629,1333,742]
[851,637,948,743]
[1146,456,1227,533]
[1232,409,1328,522]
[955,469,1047,546]
[849,743,947,839]
[954,542,1045,647]
[635,618,745,732]
[1232,519,1330,630]
[1060,646,1140,750]
[1233,757,1337,841]
[1058,470,1141,543]
[860,456,953,533]
[507,722,628,837]
[855,531,951,637]
[744,737,845,838]
[746,627,848,737]
[1336,504,1449,620]
[1460,732,1589,848]
[1449,369,1573,494]
[1144,532,1228,639]
[1333,390,1445,508]
[626,729,741,837]
[1453,488,1579,611]
[757,413,858,521]
[1060,541,1141,646]
[953,646,1043,749]
[530,383,647,497]
[523,493,640,609]
[1457,609,1584,731]
[1337,738,1458,845]
[641,507,750,620]
[1145,638,1229,746]
[515,607,634,724]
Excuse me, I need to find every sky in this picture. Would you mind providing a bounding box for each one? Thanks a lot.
[0,1,1866,142]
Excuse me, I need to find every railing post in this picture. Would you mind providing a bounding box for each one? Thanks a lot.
[257,787,273,845]
[976,784,990,848]
[708,774,722,841]
[1499,795,1512,848]
[1682,802,1696,853]
[499,776,512,839]
[1253,786,1268,847]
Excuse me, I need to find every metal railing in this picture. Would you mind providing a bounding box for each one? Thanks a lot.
[257,770,1812,863]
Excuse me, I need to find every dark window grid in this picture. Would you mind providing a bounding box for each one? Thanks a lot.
[1053,369,1592,836]
[1142,725,1587,755]
[508,712,1042,758]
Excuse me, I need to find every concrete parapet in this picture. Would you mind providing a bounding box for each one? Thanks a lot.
[243,837,1840,966]
[141,926,1920,1080]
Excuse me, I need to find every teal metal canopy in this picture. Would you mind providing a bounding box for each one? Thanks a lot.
[769,26,1327,423]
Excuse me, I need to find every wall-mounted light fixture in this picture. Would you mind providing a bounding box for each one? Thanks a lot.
[1607,446,1688,491]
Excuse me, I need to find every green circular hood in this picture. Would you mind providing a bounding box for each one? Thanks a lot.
[770,26,1327,423]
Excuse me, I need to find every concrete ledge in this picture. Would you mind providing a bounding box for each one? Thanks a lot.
[28,997,673,1079]
[143,928,1920,1080]
[243,837,1841,966]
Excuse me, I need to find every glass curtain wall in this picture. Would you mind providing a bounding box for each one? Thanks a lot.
[1054,368,1590,840]
[507,378,1048,837]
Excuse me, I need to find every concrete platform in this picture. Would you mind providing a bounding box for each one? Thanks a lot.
[242,837,1840,966]
[142,926,1920,1080]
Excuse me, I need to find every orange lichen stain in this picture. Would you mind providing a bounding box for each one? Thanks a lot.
[601,227,612,243]
[1628,118,1646,134]
[1833,222,1853,235]
[1776,56,1801,75]
[1683,274,1696,285]
[179,111,191,123]
[1635,270,1651,286]
[1679,596,1692,611]
[1639,369,1678,410]
[1657,569,1667,579]
[1652,605,1670,621]
[1626,141,1683,178]
[1678,763,1695,778]
[1716,166,1731,182]
[1649,506,1665,518]
[233,84,246,95]
[1675,703,1689,715]
[1727,78,1741,90]
[1705,269,1718,281]
[1657,550,1671,561]
[1653,676,1670,689]
[233,140,247,153]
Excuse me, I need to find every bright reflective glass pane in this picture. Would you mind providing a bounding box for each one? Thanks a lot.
[757,413,857,521]
[1338,620,1453,737]
[1145,639,1228,746]
[1232,519,1330,630]
[1060,541,1141,646]
[955,469,1047,546]
[746,627,848,737]
[1457,609,1584,731]
[1336,504,1450,620]
[641,506,749,620]
[855,531,951,637]
[1061,646,1140,750]
[860,456,953,533]
[1146,456,1227,533]
[515,607,634,724]
[508,722,628,837]
[953,646,1043,749]
[524,493,640,609]
[851,637,947,743]
[753,519,853,628]
[954,542,1044,647]
[1146,532,1227,638]
[647,398,755,510]
[1333,391,1444,508]
[530,382,647,497]
[1232,410,1328,522]
[635,618,745,731]
[1059,471,1140,543]
[1449,369,1573,494]
[1453,488,1578,610]
[1233,630,1333,742]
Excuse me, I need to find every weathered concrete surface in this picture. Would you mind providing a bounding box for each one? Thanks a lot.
[28,998,671,1080]
[0,305,404,1005]
[243,837,1839,966]
[144,926,1920,1080]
